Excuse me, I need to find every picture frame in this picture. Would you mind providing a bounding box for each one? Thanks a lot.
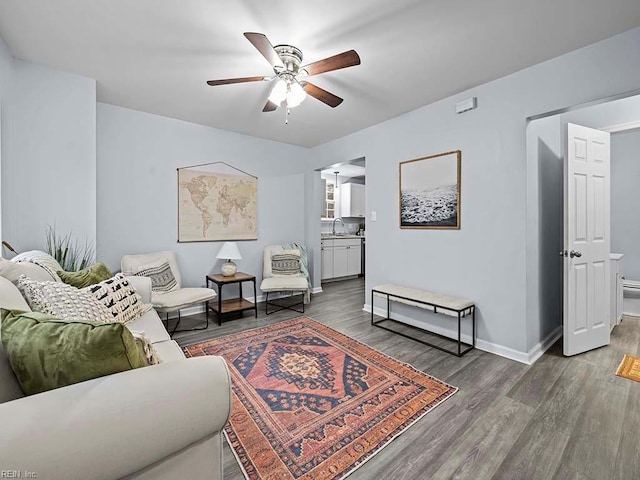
[177,162,258,242]
[399,150,461,229]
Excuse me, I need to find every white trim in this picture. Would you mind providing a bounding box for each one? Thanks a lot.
[601,120,640,133]
[363,304,559,365]
[311,286,323,294]
[165,304,206,319]
[526,326,562,364]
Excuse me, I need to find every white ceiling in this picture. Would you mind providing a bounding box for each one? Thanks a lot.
[321,164,366,178]
[1,1,640,147]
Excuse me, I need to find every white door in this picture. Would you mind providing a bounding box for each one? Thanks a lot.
[563,123,610,356]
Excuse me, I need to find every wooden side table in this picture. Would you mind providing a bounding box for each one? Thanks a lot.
[206,272,258,325]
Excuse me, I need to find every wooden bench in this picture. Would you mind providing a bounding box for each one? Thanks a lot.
[371,284,476,357]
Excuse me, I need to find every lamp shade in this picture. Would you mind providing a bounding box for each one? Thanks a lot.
[216,242,242,260]
[268,79,287,105]
[286,81,307,108]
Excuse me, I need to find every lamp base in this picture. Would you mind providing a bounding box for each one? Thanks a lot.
[221,260,237,277]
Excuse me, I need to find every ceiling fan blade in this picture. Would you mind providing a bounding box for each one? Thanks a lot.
[302,50,360,76]
[262,100,278,112]
[301,82,343,108]
[244,32,284,69]
[207,76,266,86]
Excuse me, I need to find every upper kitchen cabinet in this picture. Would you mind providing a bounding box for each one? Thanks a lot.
[340,183,365,218]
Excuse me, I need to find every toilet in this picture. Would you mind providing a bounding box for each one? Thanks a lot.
[623,280,640,317]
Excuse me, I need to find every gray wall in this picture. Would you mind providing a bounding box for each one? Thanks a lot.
[3,60,96,252]
[611,129,640,281]
[307,27,640,358]
[96,103,309,290]
[0,33,14,247]
[526,116,563,351]
[2,25,640,360]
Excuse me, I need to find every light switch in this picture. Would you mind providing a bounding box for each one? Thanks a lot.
[371,211,377,221]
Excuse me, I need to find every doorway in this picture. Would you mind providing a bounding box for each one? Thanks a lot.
[528,93,640,356]
[316,157,366,283]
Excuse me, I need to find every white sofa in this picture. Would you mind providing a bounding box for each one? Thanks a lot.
[0,264,231,480]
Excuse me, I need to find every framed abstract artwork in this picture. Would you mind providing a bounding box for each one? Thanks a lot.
[399,150,461,229]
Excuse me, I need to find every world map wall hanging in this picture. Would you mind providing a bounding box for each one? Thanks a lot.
[177,162,257,242]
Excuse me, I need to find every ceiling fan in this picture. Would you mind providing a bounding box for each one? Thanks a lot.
[207,32,360,116]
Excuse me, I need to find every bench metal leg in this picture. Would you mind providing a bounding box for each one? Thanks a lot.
[458,311,461,357]
[371,288,475,357]
[473,307,476,348]
[370,289,374,325]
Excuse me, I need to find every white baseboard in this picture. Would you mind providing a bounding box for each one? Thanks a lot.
[363,304,559,365]
[165,304,207,319]
[526,326,562,364]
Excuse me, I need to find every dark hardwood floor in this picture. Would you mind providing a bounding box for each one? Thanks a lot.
[173,278,640,480]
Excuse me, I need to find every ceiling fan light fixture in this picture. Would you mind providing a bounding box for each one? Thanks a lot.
[207,33,359,114]
[286,81,307,108]
[268,78,287,104]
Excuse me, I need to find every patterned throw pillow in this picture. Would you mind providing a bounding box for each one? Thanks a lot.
[271,249,301,276]
[87,273,147,324]
[12,250,63,281]
[131,331,161,365]
[131,260,178,294]
[18,275,113,323]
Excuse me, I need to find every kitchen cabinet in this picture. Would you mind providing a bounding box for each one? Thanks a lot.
[611,254,624,329]
[333,246,349,277]
[340,183,365,218]
[346,243,361,276]
[321,239,334,280]
[321,237,361,280]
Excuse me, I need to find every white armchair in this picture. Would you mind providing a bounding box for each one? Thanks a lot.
[121,251,217,334]
[260,245,310,315]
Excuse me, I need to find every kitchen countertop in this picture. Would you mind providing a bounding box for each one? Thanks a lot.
[321,234,365,239]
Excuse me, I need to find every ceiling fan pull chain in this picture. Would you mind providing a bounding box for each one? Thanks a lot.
[285,105,290,125]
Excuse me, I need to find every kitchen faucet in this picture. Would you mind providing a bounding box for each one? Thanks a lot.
[332,217,344,235]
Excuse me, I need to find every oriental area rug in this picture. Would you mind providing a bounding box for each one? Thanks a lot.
[184,317,457,480]
[615,354,640,383]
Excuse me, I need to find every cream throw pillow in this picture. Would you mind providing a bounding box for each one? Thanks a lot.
[131,260,178,294]
[18,273,147,325]
[87,273,148,324]
[18,276,113,323]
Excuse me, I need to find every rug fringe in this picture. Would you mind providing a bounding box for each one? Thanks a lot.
[615,355,628,377]
[223,430,252,480]
[336,386,458,480]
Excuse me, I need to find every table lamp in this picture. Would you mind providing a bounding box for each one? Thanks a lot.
[217,242,242,277]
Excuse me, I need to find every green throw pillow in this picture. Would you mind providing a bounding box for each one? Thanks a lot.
[0,310,148,395]
[57,262,114,288]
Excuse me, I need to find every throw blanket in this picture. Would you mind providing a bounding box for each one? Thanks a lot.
[284,242,311,304]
